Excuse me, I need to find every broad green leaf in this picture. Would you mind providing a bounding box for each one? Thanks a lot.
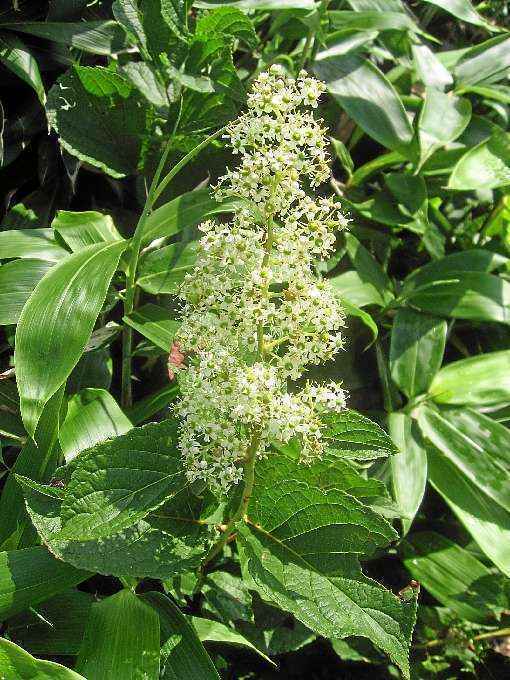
[238,524,417,679]
[421,0,499,30]
[313,52,414,157]
[418,406,510,514]
[430,350,510,405]
[20,476,210,579]
[0,259,54,326]
[0,637,86,679]
[59,388,132,462]
[417,88,471,168]
[404,272,510,324]
[0,388,64,548]
[412,44,453,91]
[47,66,150,178]
[195,6,257,47]
[59,420,187,540]
[113,0,186,60]
[123,303,179,351]
[3,21,127,55]
[120,61,168,110]
[389,309,447,399]
[0,229,67,261]
[402,248,508,293]
[384,172,428,231]
[455,35,510,86]
[389,413,427,535]
[8,591,94,656]
[52,211,123,252]
[248,458,397,574]
[15,240,127,437]
[75,589,160,680]
[322,409,398,461]
[143,592,220,680]
[402,531,509,623]
[448,130,510,191]
[0,409,25,443]
[0,546,87,620]
[427,444,510,576]
[0,30,45,104]
[137,242,197,294]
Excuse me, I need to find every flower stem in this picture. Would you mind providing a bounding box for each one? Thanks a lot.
[193,429,261,594]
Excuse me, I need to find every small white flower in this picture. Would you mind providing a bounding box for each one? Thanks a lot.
[174,68,347,494]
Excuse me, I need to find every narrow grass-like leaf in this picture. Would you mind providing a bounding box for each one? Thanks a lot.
[0,259,54,326]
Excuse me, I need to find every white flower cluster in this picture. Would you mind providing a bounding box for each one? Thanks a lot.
[174,65,347,493]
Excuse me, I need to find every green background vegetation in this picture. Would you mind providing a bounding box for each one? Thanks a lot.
[1,0,510,678]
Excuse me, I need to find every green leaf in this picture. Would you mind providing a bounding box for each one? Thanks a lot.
[15,240,127,437]
[20,475,210,579]
[430,350,510,406]
[421,0,499,30]
[343,232,394,305]
[120,61,169,110]
[58,420,187,540]
[389,413,427,535]
[455,35,510,86]
[123,303,179,351]
[8,591,94,656]
[338,297,378,343]
[313,52,414,157]
[196,6,257,47]
[0,388,64,548]
[47,66,150,178]
[75,589,160,680]
[142,592,220,680]
[403,273,510,324]
[0,229,68,261]
[389,309,447,399]
[0,637,86,680]
[402,248,508,293]
[417,88,471,169]
[126,384,179,425]
[59,388,132,463]
[137,242,197,294]
[0,546,87,621]
[238,524,417,679]
[193,616,275,664]
[322,409,398,461]
[427,444,510,576]
[330,270,385,308]
[52,211,123,252]
[402,531,509,623]
[195,0,315,7]
[412,44,453,91]
[0,30,45,104]
[329,10,422,34]
[2,21,127,56]
[448,129,510,191]
[418,406,510,514]
[0,259,54,326]
[248,458,397,574]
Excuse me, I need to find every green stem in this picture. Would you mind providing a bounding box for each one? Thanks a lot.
[121,126,226,409]
[415,627,510,650]
[193,430,261,594]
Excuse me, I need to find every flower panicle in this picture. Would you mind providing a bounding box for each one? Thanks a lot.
[174,65,348,493]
